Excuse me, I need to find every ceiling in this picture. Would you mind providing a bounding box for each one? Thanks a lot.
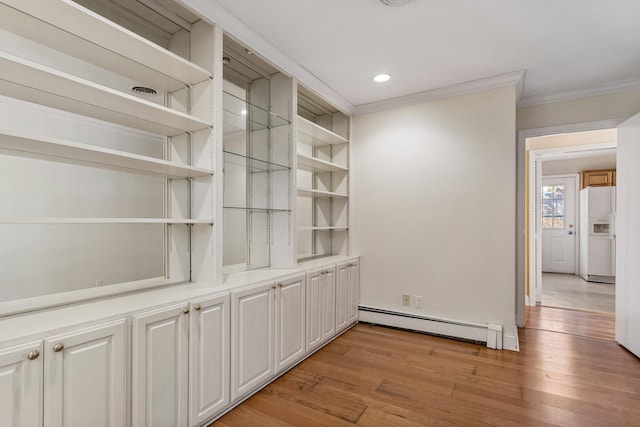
[210,0,640,109]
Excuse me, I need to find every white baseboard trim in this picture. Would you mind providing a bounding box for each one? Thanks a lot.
[359,305,519,351]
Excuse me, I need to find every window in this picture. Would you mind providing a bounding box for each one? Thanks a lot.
[542,185,564,228]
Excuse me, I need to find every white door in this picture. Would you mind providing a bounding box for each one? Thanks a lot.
[132,305,189,427]
[0,341,43,427]
[44,320,126,427]
[231,282,275,401]
[189,294,230,426]
[541,175,577,274]
[616,112,640,358]
[275,274,306,373]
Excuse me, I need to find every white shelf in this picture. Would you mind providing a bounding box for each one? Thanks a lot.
[0,52,211,136]
[297,153,348,173]
[297,226,348,231]
[0,218,213,225]
[0,0,211,92]
[297,116,348,146]
[0,129,213,179]
[297,188,348,199]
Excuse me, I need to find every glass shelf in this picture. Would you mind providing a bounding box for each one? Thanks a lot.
[223,91,289,134]
[224,151,290,173]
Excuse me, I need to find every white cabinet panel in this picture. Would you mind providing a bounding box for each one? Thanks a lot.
[132,305,189,427]
[348,261,360,325]
[44,319,126,427]
[335,263,349,332]
[189,294,230,425]
[275,274,306,373]
[231,282,275,401]
[0,341,43,427]
[305,271,322,352]
[321,268,336,342]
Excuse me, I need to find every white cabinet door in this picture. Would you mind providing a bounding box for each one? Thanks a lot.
[320,267,336,343]
[347,261,360,325]
[335,262,350,333]
[0,341,43,427]
[132,305,189,427]
[231,282,275,402]
[44,319,126,427]
[275,274,306,374]
[189,294,230,426]
[305,269,323,352]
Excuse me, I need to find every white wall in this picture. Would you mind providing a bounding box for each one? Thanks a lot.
[352,86,517,338]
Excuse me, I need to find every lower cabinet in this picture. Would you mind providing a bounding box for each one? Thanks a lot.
[189,294,230,426]
[306,266,336,353]
[132,294,230,427]
[231,273,306,402]
[0,319,127,427]
[337,260,360,333]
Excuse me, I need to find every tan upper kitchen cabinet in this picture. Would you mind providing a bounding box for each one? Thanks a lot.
[581,169,616,189]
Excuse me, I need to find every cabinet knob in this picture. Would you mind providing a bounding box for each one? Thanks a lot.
[52,343,64,353]
[194,304,201,311]
[278,282,283,288]
[27,349,40,360]
[183,307,190,314]
[272,283,277,289]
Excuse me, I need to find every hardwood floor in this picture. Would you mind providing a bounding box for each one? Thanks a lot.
[212,314,640,426]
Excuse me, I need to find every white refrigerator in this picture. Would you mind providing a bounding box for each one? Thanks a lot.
[579,186,616,283]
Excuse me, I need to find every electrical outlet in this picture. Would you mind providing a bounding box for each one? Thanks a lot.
[415,295,423,309]
[95,279,104,287]
[402,294,410,306]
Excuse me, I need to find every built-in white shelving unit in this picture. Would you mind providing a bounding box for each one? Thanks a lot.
[0,0,219,305]
[295,86,350,261]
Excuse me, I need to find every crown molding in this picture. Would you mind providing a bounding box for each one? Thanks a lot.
[518,77,640,108]
[177,0,354,115]
[353,70,526,116]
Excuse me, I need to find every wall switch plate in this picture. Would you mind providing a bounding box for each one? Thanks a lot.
[415,295,423,309]
[402,294,410,306]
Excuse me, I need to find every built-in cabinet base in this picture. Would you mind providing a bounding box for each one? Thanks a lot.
[0,256,359,427]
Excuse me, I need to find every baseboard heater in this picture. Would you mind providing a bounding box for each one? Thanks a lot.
[358,305,504,349]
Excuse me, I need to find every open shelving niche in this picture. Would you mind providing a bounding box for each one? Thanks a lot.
[296,86,351,261]
[0,0,222,312]
[221,34,296,274]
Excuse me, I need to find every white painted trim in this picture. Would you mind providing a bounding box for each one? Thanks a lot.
[176,0,354,115]
[503,330,519,352]
[358,306,519,351]
[353,70,525,116]
[518,77,640,108]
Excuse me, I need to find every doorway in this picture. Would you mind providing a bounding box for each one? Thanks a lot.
[518,126,618,331]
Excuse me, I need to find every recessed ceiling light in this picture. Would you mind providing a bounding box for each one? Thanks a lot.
[373,74,391,83]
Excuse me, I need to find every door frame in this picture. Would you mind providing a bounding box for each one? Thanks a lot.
[516,119,622,326]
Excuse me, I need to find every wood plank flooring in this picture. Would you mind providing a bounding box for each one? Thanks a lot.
[212,310,640,426]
